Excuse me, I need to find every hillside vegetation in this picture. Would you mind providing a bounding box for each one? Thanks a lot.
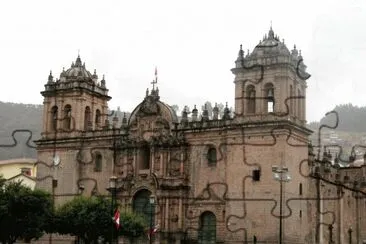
[0,102,42,160]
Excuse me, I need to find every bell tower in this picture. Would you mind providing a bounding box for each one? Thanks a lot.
[40,55,111,138]
[232,27,310,125]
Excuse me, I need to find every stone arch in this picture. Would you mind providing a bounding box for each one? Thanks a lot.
[84,106,91,130]
[246,85,256,114]
[50,105,58,131]
[95,109,101,128]
[132,189,155,225]
[207,146,217,166]
[139,144,150,170]
[198,211,216,244]
[63,104,72,130]
[94,152,102,172]
[264,83,274,113]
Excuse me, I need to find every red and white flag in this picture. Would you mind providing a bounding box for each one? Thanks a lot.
[113,209,120,229]
[147,224,160,240]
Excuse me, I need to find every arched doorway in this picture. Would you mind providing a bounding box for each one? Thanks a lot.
[198,211,216,244]
[132,189,155,228]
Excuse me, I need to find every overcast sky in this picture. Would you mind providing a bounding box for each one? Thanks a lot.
[0,0,365,122]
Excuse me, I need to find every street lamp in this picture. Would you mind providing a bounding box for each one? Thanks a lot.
[272,165,291,244]
[109,176,117,244]
[149,194,155,244]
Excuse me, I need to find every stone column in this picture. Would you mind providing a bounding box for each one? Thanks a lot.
[151,147,155,172]
[180,148,184,175]
[160,152,163,176]
[165,198,169,231]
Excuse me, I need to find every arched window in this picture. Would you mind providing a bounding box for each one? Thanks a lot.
[133,190,154,225]
[51,106,58,131]
[198,211,216,244]
[140,145,150,170]
[297,89,302,119]
[63,105,72,130]
[246,85,256,114]
[290,85,294,116]
[207,147,217,166]
[94,152,102,172]
[264,83,274,113]
[95,109,101,128]
[84,106,91,130]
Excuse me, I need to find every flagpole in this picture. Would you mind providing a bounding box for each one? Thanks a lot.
[149,195,155,244]
[109,176,117,244]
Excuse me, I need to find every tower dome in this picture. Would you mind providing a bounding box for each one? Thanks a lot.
[59,55,93,82]
[249,27,290,60]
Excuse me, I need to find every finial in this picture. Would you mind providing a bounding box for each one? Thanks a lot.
[151,67,158,91]
[62,67,65,72]
[94,69,96,75]
[282,38,285,44]
[75,53,82,66]
[294,44,296,50]
[268,24,274,39]
[102,74,105,80]
[48,70,53,83]
[299,50,302,56]
[237,44,244,59]
[226,102,228,107]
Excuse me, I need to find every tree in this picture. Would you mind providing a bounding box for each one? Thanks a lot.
[54,196,147,243]
[0,179,52,244]
[118,211,147,239]
[319,103,366,132]
[54,196,112,243]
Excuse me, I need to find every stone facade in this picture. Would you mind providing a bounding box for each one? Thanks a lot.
[35,27,366,244]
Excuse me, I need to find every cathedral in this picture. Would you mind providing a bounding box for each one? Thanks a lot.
[35,27,366,244]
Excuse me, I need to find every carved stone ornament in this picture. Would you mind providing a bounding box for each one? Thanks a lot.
[138,96,160,116]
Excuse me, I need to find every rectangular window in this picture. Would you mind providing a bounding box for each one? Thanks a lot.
[252,169,261,181]
[299,183,303,195]
[140,146,150,170]
[21,167,31,176]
